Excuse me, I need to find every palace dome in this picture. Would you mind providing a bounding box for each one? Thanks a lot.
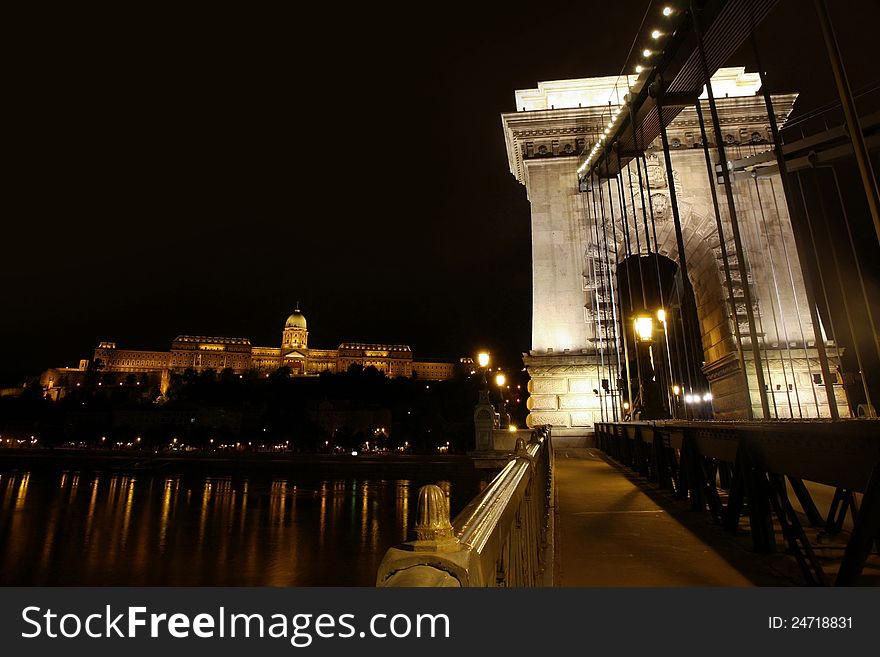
[285,308,307,329]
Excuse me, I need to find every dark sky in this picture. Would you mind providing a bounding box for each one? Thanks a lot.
[3,0,878,386]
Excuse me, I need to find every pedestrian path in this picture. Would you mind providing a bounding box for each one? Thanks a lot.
[553,447,796,586]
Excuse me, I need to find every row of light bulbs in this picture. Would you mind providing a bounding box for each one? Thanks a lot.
[577,5,677,178]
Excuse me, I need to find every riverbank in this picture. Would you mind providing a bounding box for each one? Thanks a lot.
[0,448,476,478]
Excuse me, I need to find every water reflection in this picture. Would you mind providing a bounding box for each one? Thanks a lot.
[0,470,477,586]
[15,473,28,509]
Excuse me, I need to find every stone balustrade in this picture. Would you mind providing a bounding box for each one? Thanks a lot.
[377,426,553,587]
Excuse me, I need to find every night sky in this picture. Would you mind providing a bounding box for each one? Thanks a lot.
[4,0,878,386]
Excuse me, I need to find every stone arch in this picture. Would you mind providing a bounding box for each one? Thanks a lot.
[595,148,844,418]
[601,154,736,378]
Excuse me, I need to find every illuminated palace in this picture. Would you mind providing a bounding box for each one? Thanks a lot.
[41,307,458,398]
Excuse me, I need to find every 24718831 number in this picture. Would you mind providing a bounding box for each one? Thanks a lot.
[769,617,852,629]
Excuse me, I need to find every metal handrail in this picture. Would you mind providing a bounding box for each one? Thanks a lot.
[593,419,880,585]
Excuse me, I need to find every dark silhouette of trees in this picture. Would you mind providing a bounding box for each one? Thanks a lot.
[0,364,503,453]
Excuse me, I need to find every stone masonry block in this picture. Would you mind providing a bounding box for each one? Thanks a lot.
[529,377,568,394]
[527,395,559,411]
[527,411,570,428]
[568,378,598,393]
[569,411,597,427]
[558,394,597,410]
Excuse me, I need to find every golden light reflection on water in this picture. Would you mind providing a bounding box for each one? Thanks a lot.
[14,473,28,509]
[397,481,410,542]
[239,481,248,535]
[198,481,212,549]
[360,482,369,545]
[0,470,476,586]
[159,479,172,552]
[39,488,61,576]
[121,478,135,548]
[319,482,328,549]
[83,476,99,544]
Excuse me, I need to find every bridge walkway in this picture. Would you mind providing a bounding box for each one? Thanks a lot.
[554,447,799,586]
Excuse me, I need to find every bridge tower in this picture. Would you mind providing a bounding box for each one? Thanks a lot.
[502,68,847,437]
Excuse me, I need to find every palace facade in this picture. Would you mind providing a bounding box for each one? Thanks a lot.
[41,308,458,398]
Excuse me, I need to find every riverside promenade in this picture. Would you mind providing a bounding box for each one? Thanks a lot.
[553,447,798,586]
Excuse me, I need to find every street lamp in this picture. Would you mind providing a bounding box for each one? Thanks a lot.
[656,307,675,418]
[634,315,654,341]
[477,352,490,390]
[671,383,682,420]
[632,314,656,419]
[682,391,700,420]
[702,392,715,420]
[495,373,509,429]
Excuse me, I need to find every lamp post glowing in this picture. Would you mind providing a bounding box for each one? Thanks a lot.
[477,352,490,390]
[656,307,675,418]
[630,314,654,420]
[682,390,699,420]
[473,350,501,442]
[495,372,509,429]
[634,315,654,342]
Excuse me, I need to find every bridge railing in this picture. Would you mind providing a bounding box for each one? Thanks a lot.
[594,420,880,586]
[376,426,552,587]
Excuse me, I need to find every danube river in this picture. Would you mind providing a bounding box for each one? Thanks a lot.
[0,468,479,586]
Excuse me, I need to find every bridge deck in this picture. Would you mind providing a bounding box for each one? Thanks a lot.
[554,447,798,586]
